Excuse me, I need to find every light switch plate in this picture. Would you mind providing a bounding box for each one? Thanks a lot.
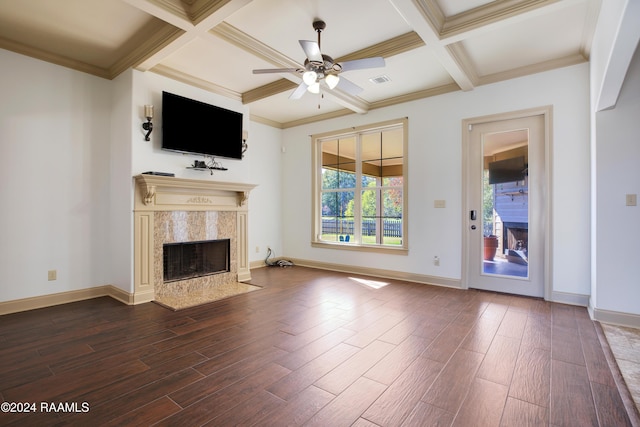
[626,194,637,206]
[434,200,446,208]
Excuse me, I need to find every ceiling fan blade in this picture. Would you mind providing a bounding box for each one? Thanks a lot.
[299,40,323,63]
[289,82,308,100]
[339,57,385,72]
[335,76,363,96]
[253,68,300,74]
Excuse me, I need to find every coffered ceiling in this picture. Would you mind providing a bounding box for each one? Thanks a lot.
[0,0,600,128]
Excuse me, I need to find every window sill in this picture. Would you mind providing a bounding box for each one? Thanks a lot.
[311,241,408,255]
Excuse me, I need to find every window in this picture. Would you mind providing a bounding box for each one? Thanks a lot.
[312,118,407,253]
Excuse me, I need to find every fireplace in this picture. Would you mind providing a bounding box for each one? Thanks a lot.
[503,222,528,264]
[163,239,230,282]
[133,175,256,304]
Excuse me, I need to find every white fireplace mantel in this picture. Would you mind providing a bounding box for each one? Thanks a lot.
[132,174,257,304]
[134,174,257,211]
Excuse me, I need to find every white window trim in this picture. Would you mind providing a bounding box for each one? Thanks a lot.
[311,118,408,254]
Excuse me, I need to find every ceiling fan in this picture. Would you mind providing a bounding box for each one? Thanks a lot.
[252,19,385,99]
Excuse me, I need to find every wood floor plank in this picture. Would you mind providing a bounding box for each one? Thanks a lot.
[344,314,406,348]
[101,396,181,427]
[305,377,387,427]
[422,323,473,363]
[254,385,335,427]
[267,342,359,400]
[521,315,551,351]
[362,356,444,426]
[590,381,633,427]
[170,346,287,408]
[552,325,586,366]
[500,397,549,426]
[201,390,284,426]
[451,377,509,426]
[476,335,521,386]
[582,335,617,387]
[421,349,484,413]
[460,316,502,354]
[364,334,433,385]
[400,401,455,427]
[550,359,599,426]
[509,347,551,407]
[497,310,528,339]
[276,327,356,371]
[314,339,395,394]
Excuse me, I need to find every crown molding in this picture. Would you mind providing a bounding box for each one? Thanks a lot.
[440,0,559,41]
[476,52,587,86]
[147,0,190,21]
[369,83,460,110]
[0,37,111,79]
[282,108,355,129]
[151,63,243,101]
[249,114,285,129]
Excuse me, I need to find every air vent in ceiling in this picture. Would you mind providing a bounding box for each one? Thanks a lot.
[369,75,391,84]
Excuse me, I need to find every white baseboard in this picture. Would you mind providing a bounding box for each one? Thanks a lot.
[287,258,463,289]
[551,290,590,307]
[591,307,640,328]
[0,285,135,315]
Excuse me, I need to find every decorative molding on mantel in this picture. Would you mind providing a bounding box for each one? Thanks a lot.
[134,174,257,211]
[132,174,257,304]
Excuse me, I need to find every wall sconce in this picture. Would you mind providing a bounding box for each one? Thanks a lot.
[142,105,154,141]
[242,130,248,158]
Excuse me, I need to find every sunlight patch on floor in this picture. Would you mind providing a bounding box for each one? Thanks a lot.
[349,277,390,289]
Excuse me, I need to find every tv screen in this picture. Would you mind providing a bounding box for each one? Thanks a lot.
[488,156,526,184]
[161,91,243,160]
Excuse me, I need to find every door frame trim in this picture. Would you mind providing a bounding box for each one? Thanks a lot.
[461,105,553,300]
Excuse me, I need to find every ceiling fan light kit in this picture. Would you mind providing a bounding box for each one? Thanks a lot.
[252,19,385,100]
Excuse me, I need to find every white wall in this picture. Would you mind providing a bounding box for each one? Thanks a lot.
[247,121,284,263]
[281,63,591,299]
[109,70,135,293]
[0,49,112,301]
[594,44,640,316]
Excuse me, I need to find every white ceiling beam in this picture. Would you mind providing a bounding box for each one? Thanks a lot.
[438,0,590,45]
[596,0,640,111]
[124,0,254,71]
[388,0,475,91]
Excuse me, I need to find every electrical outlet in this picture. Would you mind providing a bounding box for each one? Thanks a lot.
[48,270,57,281]
[433,256,440,266]
[626,194,637,206]
[255,246,260,253]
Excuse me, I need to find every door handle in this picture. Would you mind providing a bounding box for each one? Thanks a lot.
[470,210,477,221]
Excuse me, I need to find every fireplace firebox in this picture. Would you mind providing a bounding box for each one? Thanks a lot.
[163,239,230,282]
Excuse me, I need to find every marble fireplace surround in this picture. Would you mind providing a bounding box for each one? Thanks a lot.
[133,174,256,304]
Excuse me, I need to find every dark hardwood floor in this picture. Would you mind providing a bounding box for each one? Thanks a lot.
[0,266,636,426]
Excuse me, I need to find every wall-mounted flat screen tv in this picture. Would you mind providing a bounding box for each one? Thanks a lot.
[488,156,526,184]
[162,91,243,160]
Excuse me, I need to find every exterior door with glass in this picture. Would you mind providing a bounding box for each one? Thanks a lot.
[463,112,547,297]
